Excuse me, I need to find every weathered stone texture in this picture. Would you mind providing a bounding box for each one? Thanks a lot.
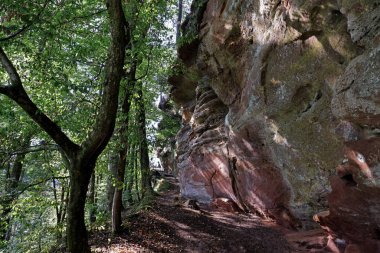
[170,0,380,248]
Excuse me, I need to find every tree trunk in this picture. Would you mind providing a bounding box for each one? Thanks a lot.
[134,148,141,201]
[136,81,153,198]
[66,161,93,253]
[176,0,183,44]
[88,171,96,223]
[107,154,118,212]
[112,148,127,233]
[126,145,134,205]
[112,58,136,233]
[111,177,124,233]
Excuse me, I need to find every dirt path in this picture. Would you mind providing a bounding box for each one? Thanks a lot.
[91,177,329,253]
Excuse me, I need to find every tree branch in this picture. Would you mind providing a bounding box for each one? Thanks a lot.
[7,144,59,156]
[81,0,127,162]
[1,176,69,200]
[53,9,107,27]
[0,0,127,166]
[16,176,70,197]
[0,47,22,87]
[0,47,79,156]
[0,24,31,42]
[0,0,51,42]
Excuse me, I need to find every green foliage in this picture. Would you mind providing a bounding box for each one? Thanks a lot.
[1,0,186,251]
[1,0,109,143]
[177,0,208,47]
[7,184,59,252]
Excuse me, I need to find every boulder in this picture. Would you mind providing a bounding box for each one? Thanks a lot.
[314,137,380,251]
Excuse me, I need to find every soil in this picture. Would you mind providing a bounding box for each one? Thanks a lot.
[90,177,331,253]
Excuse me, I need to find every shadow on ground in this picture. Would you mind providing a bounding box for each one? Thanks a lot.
[91,178,328,253]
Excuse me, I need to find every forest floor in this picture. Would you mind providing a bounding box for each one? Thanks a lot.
[90,177,330,253]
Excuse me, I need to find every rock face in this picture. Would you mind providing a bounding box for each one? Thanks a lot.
[170,0,380,248]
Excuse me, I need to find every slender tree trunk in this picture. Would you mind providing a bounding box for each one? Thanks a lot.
[55,180,67,242]
[52,177,63,246]
[112,149,127,233]
[52,178,59,220]
[111,175,124,233]
[176,0,183,44]
[61,183,69,225]
[126,145,134,205]
[136,81,153,198]
[88,171,96,223]
[112,59,136,232]
[107,154,118,212]
[134,148,141,201]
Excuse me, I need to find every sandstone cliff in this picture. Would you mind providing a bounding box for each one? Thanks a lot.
[169,0,380,250]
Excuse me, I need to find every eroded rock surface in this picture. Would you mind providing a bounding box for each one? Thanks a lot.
[170,0,380,249]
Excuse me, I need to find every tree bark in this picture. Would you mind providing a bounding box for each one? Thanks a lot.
[112,143,127,233]
[125,145,134,205]
[136,81,154,198]
[107,154,118,212]
[66,160,93,253]
[111,183,123,233]
[88,171,96,223]
[112,65,135,233]
[134,147,141,201]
